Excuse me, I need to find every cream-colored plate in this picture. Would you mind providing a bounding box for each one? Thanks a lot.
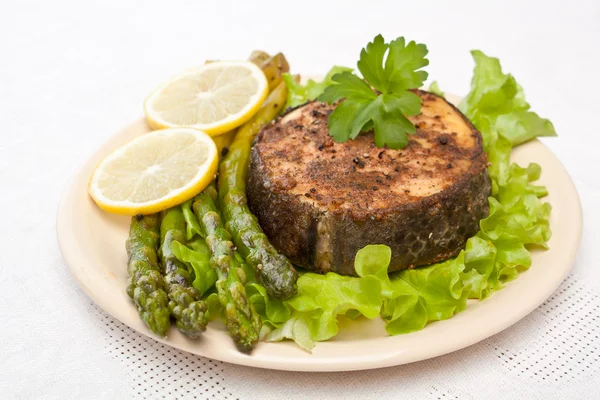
[57,96,581,372]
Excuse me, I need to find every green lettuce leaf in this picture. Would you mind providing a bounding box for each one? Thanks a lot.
[461,236,497,299]
[355,245,467,334]
[246,282,290,328]
[266,272,382,351]
[386,253,467,334]
[283,66,352,108]
[266,312,316,351]
[495,111,556,148]
[181,199,202,240]
[459,50,556,146]
[171,237,217,296]
[428,81,445,97]
[455,51,553,297]
[203,291,221,321]
[459,149,552,298]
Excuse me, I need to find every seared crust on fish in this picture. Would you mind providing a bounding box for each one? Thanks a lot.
[247,90,491,275]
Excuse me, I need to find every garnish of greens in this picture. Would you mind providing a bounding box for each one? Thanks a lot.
[317,34,429,149]
[138,41,555,352]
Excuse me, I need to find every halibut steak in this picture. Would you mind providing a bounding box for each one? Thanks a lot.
[247,90,491,276]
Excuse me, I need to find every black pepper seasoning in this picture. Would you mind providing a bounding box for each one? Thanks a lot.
[353,157,365,169]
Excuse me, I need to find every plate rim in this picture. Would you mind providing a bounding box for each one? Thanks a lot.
[57,113,582,372]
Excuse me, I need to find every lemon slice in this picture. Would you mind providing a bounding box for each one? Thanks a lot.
[89,128,218,215]
[144,61,268,136]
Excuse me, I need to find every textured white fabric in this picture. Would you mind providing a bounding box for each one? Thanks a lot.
[1,0,599,399]
[93,275,600,400]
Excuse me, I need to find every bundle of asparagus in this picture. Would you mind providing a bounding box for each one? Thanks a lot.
[124,51,299,352]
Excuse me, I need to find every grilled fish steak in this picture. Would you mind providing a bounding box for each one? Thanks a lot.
[247,90,491,275]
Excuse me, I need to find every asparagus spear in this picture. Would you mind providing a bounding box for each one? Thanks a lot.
[192,185,262,353]
[126,214,171,337]
[160,207,208,338]
[258,53,290,90]
[218,81,298,300]
[248,50,271,66]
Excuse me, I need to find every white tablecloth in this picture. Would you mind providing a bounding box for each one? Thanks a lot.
[1,1,599,399]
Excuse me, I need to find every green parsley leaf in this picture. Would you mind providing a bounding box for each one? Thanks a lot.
[318,35,429,149]
[319,71,377,103]
[356,34,388,90]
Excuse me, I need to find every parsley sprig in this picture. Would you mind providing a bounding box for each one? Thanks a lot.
[318,35,429,149]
